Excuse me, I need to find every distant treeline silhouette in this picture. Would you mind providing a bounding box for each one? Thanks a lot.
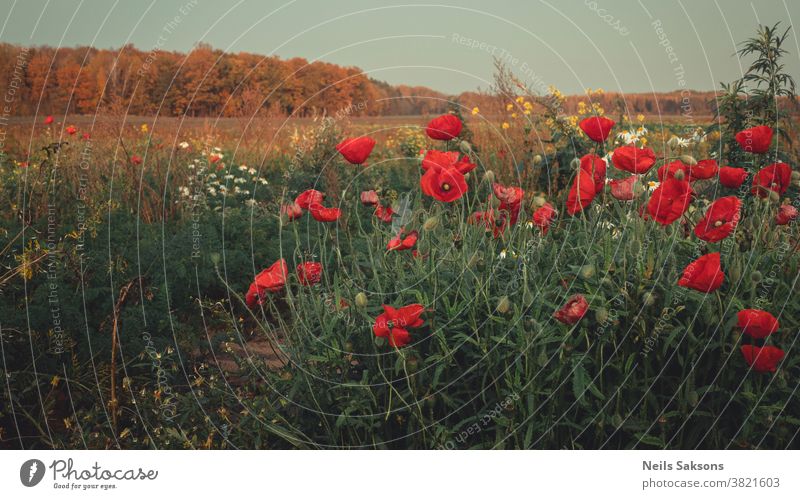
[1,42,726,118]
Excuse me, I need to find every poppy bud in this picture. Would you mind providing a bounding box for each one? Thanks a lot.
[537,350,548,367]
[679,155,697,166]
[750,271,762,284]
[643,292,656,307]
[579,264,595,279]
[629,239,641,255]
[570,157,581,170]
[210,252,220,265]
[344,341,353,352]
[533,154,543,166]
[423,216,440,231]
[595,307,609,324]
[406,356,419,372]
[768,190,780,203]
[666,136,679,148]
[355,292,368,308]
[687,390,699,407]
[482,170,495,183]
[459,141,472,154]
[729,261,742,283]
[673,169,686,181]
[468,252,481,268]
[533,195,547,208]
[496,295,511,314]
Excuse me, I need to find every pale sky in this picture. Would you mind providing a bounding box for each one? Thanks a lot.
[1,0,798,94]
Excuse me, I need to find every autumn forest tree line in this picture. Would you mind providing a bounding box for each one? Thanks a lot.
[1,42,723,119]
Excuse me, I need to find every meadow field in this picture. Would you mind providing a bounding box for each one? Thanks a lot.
[1,23,799,450]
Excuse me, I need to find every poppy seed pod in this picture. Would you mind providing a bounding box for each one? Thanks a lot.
[423,216,440,231]
[355,292,368,308]
[496,295,511,314]
[750,271,763,284]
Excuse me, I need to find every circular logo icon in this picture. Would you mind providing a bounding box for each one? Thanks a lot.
[20,459,45,487]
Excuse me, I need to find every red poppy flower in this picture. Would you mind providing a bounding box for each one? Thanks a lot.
[308,203,341,222]
[420,164,468,203]
[360,190,379,206]
[678,252,724,293]
[657,160,689,182]
[688,159,719,180]
[493,183,524,224]
[373,303,425,347]
[209,153,222,164]
[776,204,799,225]
[553,294,589,325]
[425,114,462,141]
[131,155,142,165]
[295,189,325,209]
[647,178,692,225]
[579,116,615,143]
[693,196,741,242]
[566,169,596,215]
[296,261,323,286]
[470,207,506,238]
[374,204,394,223]
[737,309,779,339]
[579,154,607,195]
[719,166,748,188]
[245,259,288,307]
[735,125,773,154]
[751,162,792,198]
[387,229,418,251]
[66,125,77,135]
[43,115,54,125]
[281,202,304,221]
[421,150,475,174]
[610,175,638,200]
[532,203,557,234]
[81,132,91,140]
[336,136,376,165]
[740,345,784,373]
[611,145,656,174]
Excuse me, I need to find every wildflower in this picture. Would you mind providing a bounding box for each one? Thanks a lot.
[611,145,656,174]
[735,125,773,154]
[295,189,325,209]
[425,114,462,141]
[44,115,54,125]
[694,196,741,242]
[553,294,589,325]
[373,304,425,347]
[532,203,557,234]
[609,176,638,201]
[131,155,142,165]
[245,259,288,307]
[387,229,418,251]
[360,190,379,206]
[658,160,689,182]
[751,162,791,198]
[66,125,77,135]
[374,204,394,223]
[688,159,719,180]
[737,309,779,339]
[566,169,596,215]
[740,345,784,373]
[471,107,480,115]
[296,262,323,286]
[336,136,376,165]
[178,141,190,149]
[420,162,468,203]
[501,122,510,130]
[308,203,341,222]
[578,116,615,143]
[776,204,798,225]
[678,252,724,293]
[281,202,304,221]
[140,123,148,133]
[647,178,692,225]
[579,154,606,195]
[421,150,475,174]
[719,167,748,188]
[493,183,524,224]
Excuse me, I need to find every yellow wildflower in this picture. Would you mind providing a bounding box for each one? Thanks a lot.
[471,107,480,115]
[502,122,510,130]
